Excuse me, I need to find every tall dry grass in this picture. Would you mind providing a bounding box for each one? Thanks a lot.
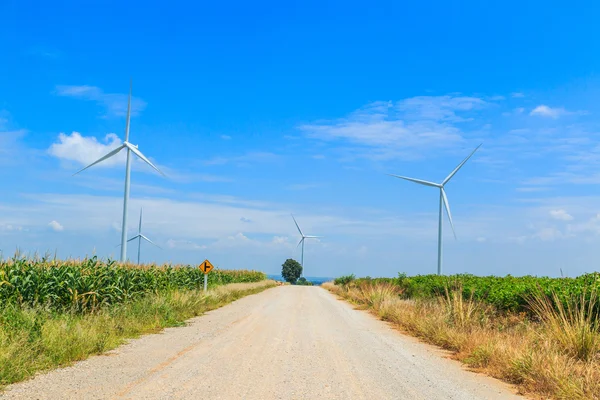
[325,281,600,400]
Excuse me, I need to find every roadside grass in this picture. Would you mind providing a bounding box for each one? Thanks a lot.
[0,280,277,389]
[323,281,600,400]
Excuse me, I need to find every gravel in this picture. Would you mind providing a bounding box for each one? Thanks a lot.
[1,286,524,399]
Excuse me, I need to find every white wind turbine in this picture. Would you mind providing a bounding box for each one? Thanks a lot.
[291,214,321,274]
[127,208,161,265]
[74,80,166,262]
[388,144,481,275]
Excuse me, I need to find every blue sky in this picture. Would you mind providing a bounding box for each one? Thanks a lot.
[2,1,600,277]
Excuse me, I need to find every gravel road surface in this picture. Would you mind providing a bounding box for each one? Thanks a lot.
[2,286,523,399]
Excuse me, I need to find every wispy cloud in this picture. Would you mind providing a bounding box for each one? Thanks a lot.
[285,183,323,191]
[55,85,146,117]
[27,46,61,59]
[203,151,280,166]
[299,95,488,160]
[511,92,525,98]
[550,209,573,221]
[0,111,29,162]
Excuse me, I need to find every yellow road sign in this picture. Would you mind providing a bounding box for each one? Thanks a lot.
[200,259,214,274]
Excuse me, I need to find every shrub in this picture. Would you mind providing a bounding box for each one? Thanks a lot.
[334,274,356,286]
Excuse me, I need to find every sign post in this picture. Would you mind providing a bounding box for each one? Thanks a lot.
[199,259,214,292]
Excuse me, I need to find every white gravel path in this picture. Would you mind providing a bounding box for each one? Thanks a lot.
[1,286,524,399]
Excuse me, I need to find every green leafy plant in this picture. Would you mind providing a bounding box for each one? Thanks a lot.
[0,256,266,312]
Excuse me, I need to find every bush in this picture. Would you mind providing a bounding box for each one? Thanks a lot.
[334,274,356,286]
[296,277,313,286]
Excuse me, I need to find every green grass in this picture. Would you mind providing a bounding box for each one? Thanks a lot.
[0,280,276,389]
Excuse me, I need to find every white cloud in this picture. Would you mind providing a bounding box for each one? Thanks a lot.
[48,220,64,232]
[511,92,525,98]
[47,132,170,176]
[476,237,486,242]
[55,85,147,117]
[48,132,125,167]
[220,135,232,140]
[550,209,573,221]
[529,105,582,119]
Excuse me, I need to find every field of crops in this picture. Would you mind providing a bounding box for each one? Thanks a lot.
[336,272,600,314]
[0,257,266,311]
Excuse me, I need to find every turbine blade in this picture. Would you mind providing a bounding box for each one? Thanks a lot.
[124,79,132,142]
[291,214,304,236]
[296,237,304,249]
[141,234,161,249]
[139,208,143,233]
[304,235,322,238]
[441,188,456,240]
[442,144,482,185]
[387,174,440,188]
[73,144,126,176]
[127,234,141,243]
[124,142,166,177]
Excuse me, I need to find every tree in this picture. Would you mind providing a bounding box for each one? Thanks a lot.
[281,258,302,284]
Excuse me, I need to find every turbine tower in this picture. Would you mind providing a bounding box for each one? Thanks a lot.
[291,214,321,274]
[388,144,481,275]
[127,208,161,265]
[74,80,166,262]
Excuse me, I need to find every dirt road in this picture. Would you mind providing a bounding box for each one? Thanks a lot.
[2,286,522,399]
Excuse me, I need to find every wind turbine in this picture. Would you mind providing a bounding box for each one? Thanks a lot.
[291,214,321,274]
[388,144,481,275]
[127,208,161,265]
[74,80,166,262]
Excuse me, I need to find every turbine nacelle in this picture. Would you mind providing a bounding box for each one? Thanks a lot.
[73,141,165,177]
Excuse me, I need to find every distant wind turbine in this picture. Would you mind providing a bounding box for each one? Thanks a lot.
[128,208,160,265]
[74,80,166,262]
[388,144,481,275]
[291,214,321,274]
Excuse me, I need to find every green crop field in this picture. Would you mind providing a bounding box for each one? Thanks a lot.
[0,256,266,312]
[336,272,600,315]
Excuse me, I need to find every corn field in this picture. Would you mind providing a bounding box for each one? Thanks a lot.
[0,256,266,312]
